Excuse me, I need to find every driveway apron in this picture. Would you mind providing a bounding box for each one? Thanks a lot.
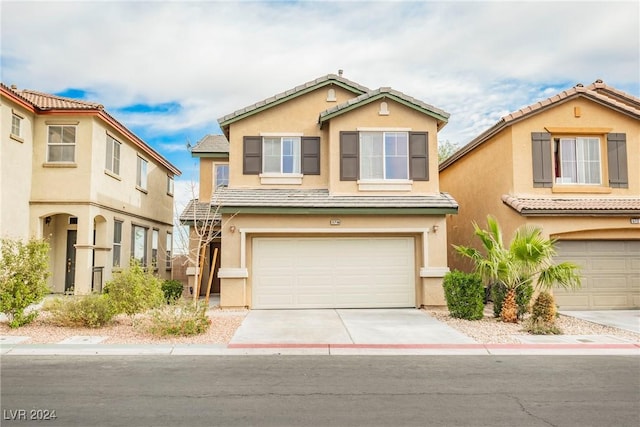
[229,309,476,345]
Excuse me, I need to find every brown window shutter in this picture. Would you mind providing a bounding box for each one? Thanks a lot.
[243,136,262,175]
[340,131,359,181]
[409,132,429,181]
[607,133,628,188]
[531,132,552,187]
[302,137,321,175]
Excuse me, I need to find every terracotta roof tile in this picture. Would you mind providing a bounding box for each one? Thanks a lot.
[15,89,103,110]
[502,194,640,216]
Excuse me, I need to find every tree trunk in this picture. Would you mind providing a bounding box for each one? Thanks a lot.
[500,288,518,323]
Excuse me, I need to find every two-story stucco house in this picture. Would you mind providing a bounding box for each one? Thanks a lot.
[440,80,639,310]
[1,83,181,294]
[182,73,457,309]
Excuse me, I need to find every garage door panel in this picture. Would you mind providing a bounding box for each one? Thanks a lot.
[555,240,640,310]
[252,237,415,309]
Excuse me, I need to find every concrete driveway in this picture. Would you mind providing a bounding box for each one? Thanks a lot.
[229,309,476,345]
[560,310,640,334]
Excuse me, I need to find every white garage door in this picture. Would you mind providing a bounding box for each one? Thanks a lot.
[554,240,640,310]
[252,237,415,309]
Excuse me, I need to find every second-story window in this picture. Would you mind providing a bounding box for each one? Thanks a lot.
[11,114,22,137]
[105,135,121,175]
[215,164,229,188]
[554,137,601,185]
[136,156,148,190]
[263,137,301,174]
[47,125,76,162]
[167,175,174,196]
[359,131,409,180]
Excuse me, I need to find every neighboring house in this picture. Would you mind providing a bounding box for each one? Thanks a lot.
[440,80,640,310]
[1,83,181,294]
[181,73,457,309]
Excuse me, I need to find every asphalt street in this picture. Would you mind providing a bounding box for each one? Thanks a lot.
[1,355,639,427]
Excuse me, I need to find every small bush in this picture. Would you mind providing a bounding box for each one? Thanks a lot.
[524,317,562,335]
[0,238,51,328]
[162,280,184,303]
[146,301,211,337]
[442,270,485,320]
[45,294,116,328]
[103,259,164,317]
[491,282,533,320]
[531,291,558,323]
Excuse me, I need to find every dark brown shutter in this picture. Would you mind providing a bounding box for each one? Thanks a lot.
[243,136,262,175]
[409,132,429,181]
[607,133,628,188]
[531,132,553,187]
[340,131,358,181]
[301,137,320,175]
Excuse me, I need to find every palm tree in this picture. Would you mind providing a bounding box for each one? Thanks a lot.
[454,216,581,323]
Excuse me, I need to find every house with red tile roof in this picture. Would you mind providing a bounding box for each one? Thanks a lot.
[1,83,180,294]
[181,73,457,309]
[440,80,640,310]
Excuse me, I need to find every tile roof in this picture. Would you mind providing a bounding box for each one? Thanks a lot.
[319,87,450,129]
[440,80,640,171]
[191,134,229,154]
[179,199,222,223]
[502,194,640,216]
[218,73,370,126]
[16,89,103,110]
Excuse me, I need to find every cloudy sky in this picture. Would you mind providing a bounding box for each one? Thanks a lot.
[2,0,639,214]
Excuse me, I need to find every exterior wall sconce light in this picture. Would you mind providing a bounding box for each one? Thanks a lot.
[229,225,236,233]
[45,216,52,226]
[432,224,439,233]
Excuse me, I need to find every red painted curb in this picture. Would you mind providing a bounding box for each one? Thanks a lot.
[227,343,640,350]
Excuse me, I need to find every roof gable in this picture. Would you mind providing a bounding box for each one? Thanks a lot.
[218,74,369,128]
[318,87,450,130]
[440,80,640,171]
[190,134,230,158]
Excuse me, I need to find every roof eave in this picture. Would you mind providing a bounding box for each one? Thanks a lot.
[218,206,458,215]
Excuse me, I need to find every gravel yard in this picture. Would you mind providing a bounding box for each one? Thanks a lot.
[1,304,638,345]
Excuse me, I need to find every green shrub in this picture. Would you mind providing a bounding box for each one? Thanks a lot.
[162,280,184,303]
[491,282,533,320]
[103,259,164,317]
[531,291,558,323]
[45,294,116,328]
[523,317,562,335]
[0,238,51,328]
[442,270,485,320]
[146,301,211,337]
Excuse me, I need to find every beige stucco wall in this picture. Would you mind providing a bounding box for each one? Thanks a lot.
[217,213,449,308]
[198,156,230,202]
[0,95,34,240]
[441,96,640,273]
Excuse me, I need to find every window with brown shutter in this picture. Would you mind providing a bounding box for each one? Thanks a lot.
[409,132,429,181]
[531,132,553,187]
[607,133,628,188]
[301,137,320,175]
[340,131,359,180]
[243,136,262,175]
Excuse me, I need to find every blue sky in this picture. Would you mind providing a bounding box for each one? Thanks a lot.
[2,0,639,216]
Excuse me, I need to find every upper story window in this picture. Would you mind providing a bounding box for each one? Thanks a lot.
[263,137,301,174]
[105,135,121,175]
[554,137,601,185]
[47,125,76,162]
[216,164,229,188]
[359,131,409,180]
[136,156,148,190]
[11,114,22,137]
[167,175,174,196]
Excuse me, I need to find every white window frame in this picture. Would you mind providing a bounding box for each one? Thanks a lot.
[359,131,409,180]
[555,137,602,185]
[47,125,77,163]
[151,229,159,270]
[136,156,148,190]
[165,232,172,270]
[215,164,229,188]
[11,114,21,137]
[105,135,121,176]
[167,175,174,196]
[262,136,301,175]
[113,220,123,267]
[132,225,148,266]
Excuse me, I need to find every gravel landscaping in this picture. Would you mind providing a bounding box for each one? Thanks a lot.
[1,304,638,345]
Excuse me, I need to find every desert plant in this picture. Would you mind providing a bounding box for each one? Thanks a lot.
[491,282,533,320]
[162,279,184,303]
[454,216,581,323]
[524,317,562,335]
[103,259,164,318]
[145,301,211,336]
[0,238,51,328]
[45,294,116,328]
[442,270,484,320]
[531,291,558,324]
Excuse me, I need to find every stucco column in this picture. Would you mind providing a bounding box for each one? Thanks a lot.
[73,214,93,295]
